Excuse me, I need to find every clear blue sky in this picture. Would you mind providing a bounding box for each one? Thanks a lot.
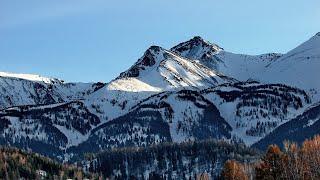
[1,0,320,82]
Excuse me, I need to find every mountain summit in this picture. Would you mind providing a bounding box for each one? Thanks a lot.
[171,36,223,61]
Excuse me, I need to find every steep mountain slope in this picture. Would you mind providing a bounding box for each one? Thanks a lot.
[263,32,320,101]
[0,101,100,160]
[253,102,320,150]
[202,82,311,145]
[66,89,232,159]
[127,82,310,145]
[0,72,105,109]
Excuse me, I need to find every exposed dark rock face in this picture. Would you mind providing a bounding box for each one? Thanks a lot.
[171,36,222,55]
[119,46,162,78]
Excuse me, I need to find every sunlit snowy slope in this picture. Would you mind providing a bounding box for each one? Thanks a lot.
[263,33,320,101]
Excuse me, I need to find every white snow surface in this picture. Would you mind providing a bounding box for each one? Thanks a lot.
[263,33,320,101]
[0,71,58,83]
[214,51,279,81]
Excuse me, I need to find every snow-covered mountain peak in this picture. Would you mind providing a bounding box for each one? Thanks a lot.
[108,42,235,93]
[138,45,164,67]
[171,36,223,61]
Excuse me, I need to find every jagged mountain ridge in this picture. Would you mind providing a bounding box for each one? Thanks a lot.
[171,36,282,82]
[0,33,319,161]
[111,45,233,92]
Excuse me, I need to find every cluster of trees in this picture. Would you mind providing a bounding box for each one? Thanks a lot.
[214,83,310,122]
[245,121,277,137]
[86,139,258,179]
[0,101,104,161]
[0,147,99,179]
[3,101,100,135]
[36,101,100,135]
[222,135,320,180]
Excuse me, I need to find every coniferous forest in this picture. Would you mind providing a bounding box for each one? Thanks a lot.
[85,139,259,179]
[0,147,100,179]
[2,136,320,179]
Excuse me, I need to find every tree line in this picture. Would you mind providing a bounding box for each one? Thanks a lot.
[0,147,100,179]
[86,139,258,179]
[222,135,320,180]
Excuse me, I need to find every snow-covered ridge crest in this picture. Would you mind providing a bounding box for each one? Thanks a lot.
[262,31,320,100]
[279,32,320,59]
[170,36,283,82]
[0,71,60,83]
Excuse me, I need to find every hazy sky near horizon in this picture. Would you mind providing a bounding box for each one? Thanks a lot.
[1,0,320,82]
